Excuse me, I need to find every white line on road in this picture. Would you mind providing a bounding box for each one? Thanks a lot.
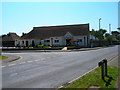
[19,62,26,64]
[8,64,16,66]
[27,61,34,63]
[1,66,6,68]
[34,59,41,61]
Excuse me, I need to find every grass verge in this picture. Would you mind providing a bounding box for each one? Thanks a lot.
[0,55,8,60]
[60,66,119,89]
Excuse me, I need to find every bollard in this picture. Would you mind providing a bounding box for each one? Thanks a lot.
[103,59,107,76]
[98,61,104,80]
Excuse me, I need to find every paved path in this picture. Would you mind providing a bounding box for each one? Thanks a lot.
[2,45,118,88]
[2,55,20,64]
[108,55,119,67]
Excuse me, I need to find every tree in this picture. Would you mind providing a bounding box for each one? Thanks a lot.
[105,33,110,38]
[111,31,120,40]
[111,31,120,36]
[91,29,99,40]
[105,33,112,45]
[99,29,107,40]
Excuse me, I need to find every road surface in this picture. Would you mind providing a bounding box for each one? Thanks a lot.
[2,45,118,88]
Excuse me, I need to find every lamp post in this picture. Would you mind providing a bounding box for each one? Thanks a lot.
[99,18,101,46]
[109,24,111,35]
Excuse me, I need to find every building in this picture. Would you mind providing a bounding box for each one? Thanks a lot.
[2,33,20,47]
[15,24,90,47]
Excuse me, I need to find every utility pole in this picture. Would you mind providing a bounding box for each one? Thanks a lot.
[99,18,101,46]
[109,24,111,35]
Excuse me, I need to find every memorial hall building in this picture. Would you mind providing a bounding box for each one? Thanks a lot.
[15,23,90,47]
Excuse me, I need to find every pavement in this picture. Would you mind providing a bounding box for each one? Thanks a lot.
[2,46,112,53]
[108,55,119,67]
[2,45,119,88]
[2,55,20,64]
[108,55,120,89]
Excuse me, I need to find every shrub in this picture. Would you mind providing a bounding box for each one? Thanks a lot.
[36,45,44,48]
[43,46,50,48]
[29,47,33,48]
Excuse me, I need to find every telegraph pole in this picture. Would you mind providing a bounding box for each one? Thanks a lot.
[99,18,101,46]
[109,24,111,35]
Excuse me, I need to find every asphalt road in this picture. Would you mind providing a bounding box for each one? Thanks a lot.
[2,45,118,88]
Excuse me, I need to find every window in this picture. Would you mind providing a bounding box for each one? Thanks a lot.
[55,40,59,43]
[79,39,82,42]
[44,40,50,42]
[47,40,50,42]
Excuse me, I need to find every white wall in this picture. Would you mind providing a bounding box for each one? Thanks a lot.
[16,35,89,47]
[50,36,66,46]
[74,35,88,46]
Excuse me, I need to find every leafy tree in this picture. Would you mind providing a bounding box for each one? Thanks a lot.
[91,29,99,40]
[91,29,107,40]
[105,33,110,38]
[99,29,107,40]
[105,33,112,45]
[111,31,120,40]
[111,31,120,36]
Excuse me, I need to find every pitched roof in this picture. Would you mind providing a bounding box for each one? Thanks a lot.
[21,24,89,39]
[2,33,20,41]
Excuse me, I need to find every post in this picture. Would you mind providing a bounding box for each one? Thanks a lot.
[99,18,101,46]
[103,59,107,76]
[109,24,111,35]
[98,61,104,80]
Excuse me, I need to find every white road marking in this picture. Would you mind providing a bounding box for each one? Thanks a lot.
[35,59,41,61]
[1,66,6,68]
[19,62,26,64]
[19,56,23,60]
[27,61,34,63]
[8,64,16,66]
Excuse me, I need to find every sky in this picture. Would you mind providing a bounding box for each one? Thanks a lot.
[1,2,119,36]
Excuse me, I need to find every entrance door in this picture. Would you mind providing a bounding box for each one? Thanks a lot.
[66,39,71,46]
[26,41,28,47]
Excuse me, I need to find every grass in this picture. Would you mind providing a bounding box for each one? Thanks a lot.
[60,66,119,89]
[0,55,8,60]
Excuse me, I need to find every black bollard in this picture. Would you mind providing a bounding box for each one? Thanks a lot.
[98,61,104,80]
[103,59,107,76]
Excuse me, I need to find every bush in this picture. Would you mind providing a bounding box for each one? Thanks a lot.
[29,47,33,48]
[43,46,50,48]
[36,45,44,48]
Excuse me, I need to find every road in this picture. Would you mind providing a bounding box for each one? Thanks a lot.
[2,45,118,88]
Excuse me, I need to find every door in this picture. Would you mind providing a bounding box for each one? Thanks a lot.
[66,39,71,46]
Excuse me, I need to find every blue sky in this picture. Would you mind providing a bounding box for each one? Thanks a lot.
[2,2,118,36]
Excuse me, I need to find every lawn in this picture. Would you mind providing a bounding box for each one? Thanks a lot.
[61,66,119,89]
[0,55,8,60]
